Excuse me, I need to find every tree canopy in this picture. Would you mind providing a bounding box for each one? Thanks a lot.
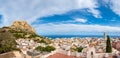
[106,35,112,53]
[35,46,55,52]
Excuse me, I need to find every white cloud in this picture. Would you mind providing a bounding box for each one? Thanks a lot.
[60,18,87,23]
[109,0,120,16]
[75,18,87,23]
[0,0,100,27]
[111,19,116,21]
[34,23,120,35]
[88,8,102,18]
[77,0,101,18]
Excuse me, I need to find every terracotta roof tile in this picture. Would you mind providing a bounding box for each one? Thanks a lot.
[47,53,75,58]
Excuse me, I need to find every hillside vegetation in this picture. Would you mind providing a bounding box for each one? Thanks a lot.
[0,20,51,54]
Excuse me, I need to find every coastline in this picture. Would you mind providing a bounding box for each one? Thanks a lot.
[42,35,120,39]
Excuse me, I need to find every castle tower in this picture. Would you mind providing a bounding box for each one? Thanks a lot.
[104,32,107,40]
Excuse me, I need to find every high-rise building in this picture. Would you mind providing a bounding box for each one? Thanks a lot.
[104,32,107,40]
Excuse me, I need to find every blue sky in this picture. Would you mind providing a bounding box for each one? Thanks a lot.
[0,0,120,35]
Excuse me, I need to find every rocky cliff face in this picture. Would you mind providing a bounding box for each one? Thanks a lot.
[10,20,35,33]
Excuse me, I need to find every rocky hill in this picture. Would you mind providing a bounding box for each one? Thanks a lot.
[0,28,18,54]
[0,20,40,38]
[10,20,35,33]
[0,20,51,43]
[0,20,51,54]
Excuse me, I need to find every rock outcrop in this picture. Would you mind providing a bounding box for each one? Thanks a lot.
[10,20,35,33]
[0,20,51,54]
[0,20,39,38]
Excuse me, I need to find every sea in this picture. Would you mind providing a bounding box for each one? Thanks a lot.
[42,35,120,39]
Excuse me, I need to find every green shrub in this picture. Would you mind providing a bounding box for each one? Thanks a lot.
[44,46,55,52]
[76,47,83,52]
[0,40,19,54]
[39,39,46,43]
[35,46,55,52]
[35,46,45,52]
